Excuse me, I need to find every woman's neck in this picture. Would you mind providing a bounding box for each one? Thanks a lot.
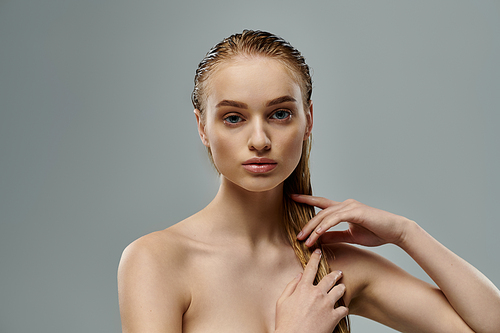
[203,177,287,247]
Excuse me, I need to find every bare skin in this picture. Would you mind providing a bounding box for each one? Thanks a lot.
[119,181,305,333]
[118,57,500,333]
[118,177,350,333]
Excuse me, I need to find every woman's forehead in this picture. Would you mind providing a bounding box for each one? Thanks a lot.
[205,57,303,109]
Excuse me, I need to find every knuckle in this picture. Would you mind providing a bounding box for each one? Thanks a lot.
[320,275,335,289]
[330,283,346,298]
[325,272,338,284]
[336,211,348,221]
[316,208,327,216]
[312,288,324,299]
[307,256,319,267]
[315,222,328,233]
[337,284,346,296]
[324,206,337,215]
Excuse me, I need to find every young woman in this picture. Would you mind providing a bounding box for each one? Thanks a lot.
[118,30,500,333]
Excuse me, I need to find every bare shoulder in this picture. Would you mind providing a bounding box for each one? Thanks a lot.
[325,243,376,291]
[325,243,395,275]
[325,243,443,325]
[117,220,198,332]
[119,224,190,274]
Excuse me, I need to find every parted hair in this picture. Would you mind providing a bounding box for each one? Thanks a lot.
[191,30,350,333]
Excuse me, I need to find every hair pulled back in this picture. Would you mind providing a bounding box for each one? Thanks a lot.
[192,30,312,114]
[192,30,349,333]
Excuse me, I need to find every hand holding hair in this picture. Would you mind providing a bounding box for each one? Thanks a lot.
[275,249,348,333]
[292,194,411,248]
[292,194,500,333]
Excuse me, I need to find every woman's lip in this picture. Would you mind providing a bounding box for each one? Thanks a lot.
[242,158,277,173]
[242,157,277,165]
[242,163,277,173]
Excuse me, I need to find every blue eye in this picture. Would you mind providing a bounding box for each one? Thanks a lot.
[224,115,242,124]
[271,110,291,120]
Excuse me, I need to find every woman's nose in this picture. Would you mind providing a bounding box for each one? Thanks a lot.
[248,121,271,151]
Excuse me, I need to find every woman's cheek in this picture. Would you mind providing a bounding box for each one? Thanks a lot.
[283,129,305,160]
[210,135,238,173]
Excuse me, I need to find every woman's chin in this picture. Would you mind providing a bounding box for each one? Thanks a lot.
[223,176,285,194]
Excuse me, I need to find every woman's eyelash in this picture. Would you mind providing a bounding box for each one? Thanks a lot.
[271,110,292,120]
[223,115,243,124]
[223,110,291,124]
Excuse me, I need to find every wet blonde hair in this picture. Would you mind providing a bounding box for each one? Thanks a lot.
[192,30,349,333]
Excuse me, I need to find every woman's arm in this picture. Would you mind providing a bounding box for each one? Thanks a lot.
[397,221,500,332]
[118,233,188,333]
[292,195,500,333]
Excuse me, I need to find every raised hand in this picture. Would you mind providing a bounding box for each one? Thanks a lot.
[292,195,412,248]
[275,249,348,333]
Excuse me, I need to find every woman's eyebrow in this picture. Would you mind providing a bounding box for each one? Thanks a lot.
[215,100,248,109]
[215,96,296,109]
[266,95,297,106]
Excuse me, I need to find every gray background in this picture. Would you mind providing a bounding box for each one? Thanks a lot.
[1,0,499,332]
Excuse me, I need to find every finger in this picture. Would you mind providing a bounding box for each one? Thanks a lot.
[317,270,343,294]
[298,204,353,242]
[304,209,356,246]
[297,217,321,241]
[332,305,349,320]
[303,214,344,246]
[301,248,322,285]
[297,206,338,241]
[328,283,346,302]
[291,194,340,209]
[277,272,302,305]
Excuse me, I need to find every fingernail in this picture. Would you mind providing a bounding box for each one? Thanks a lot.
[297,231,303,238]
[314,248,322,254]
[315,227,322,234]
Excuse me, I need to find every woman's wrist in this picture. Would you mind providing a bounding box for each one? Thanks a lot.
[393,217,420,250]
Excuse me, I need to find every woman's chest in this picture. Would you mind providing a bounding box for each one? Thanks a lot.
[182,250,302,333]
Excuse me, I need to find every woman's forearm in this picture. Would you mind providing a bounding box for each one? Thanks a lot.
[292,195,500,332]
[399,220,500,333]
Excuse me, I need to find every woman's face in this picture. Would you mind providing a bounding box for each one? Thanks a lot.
[196,56,313,193]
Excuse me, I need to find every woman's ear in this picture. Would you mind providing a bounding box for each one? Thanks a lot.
[194,109,210,147]
[304,101,313,140]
